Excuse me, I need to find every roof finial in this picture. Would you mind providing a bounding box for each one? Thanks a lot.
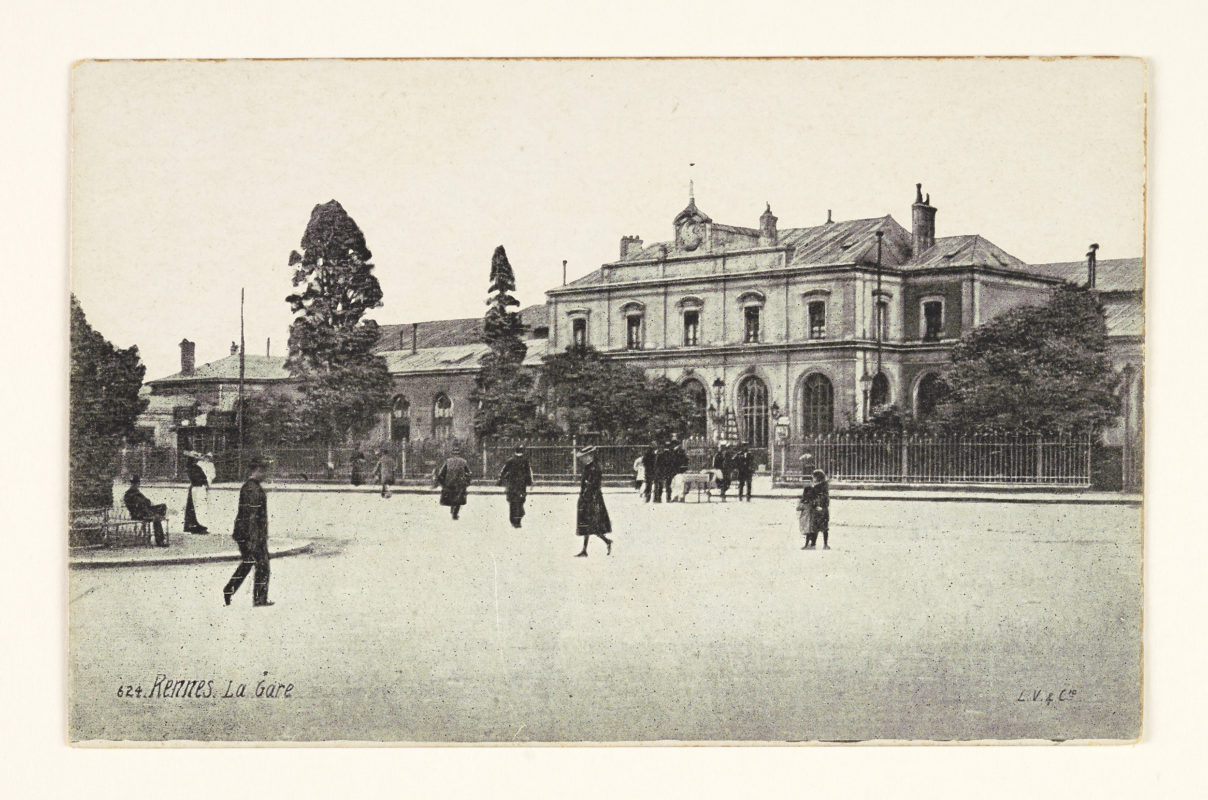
[915,183,924,204]
[689,162,696,202]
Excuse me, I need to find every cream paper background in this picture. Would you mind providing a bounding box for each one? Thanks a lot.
[5,0,1205,798]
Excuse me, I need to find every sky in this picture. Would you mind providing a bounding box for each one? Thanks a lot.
[70,58,1145,381]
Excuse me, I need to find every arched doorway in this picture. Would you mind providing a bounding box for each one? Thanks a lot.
[915,372,949,419]
[801,373,834,434]
[737,375,769,447]
[681,378,708,438]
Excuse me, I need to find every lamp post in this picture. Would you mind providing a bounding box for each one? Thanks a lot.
[769,400,781,479]
[709,377,726,442]
[860,368,873,423]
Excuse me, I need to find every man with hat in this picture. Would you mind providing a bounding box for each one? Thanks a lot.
[223,457,273,607]
[653,439,678,503]
[435,443,472,520]
[497,445,534,528]
[574,445,613,556]
[733,444,755,501]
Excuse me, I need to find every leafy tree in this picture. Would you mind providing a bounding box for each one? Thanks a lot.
[70,295,147,508]
[237,393,309,448]
[539,346,698,441]
[932,283,1120,434]
[284,200,393,448]
[471,246,546,438]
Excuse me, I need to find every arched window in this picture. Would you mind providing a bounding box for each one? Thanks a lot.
[432,393,454,440]
[390,395,411,443]
[738,375,769,447]
[870,373,890,409]
[915,373,949,419]
[681,378,708,438]
[801,373,834,434]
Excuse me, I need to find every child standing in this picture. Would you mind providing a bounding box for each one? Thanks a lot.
[797,468,830,550]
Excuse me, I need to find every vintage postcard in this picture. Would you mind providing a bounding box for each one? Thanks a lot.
[68,57,1144,744]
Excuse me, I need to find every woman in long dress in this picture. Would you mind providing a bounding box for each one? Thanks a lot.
[575,446,613,557]
[183,452,210,534]
[797,468,830,550]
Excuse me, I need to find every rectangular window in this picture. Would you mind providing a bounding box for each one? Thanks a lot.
[876,301,889,341]
[626,315,643,350]
[923,300,943,341]
[744,306,761,343]
[572,318,587,348]
[683,310,699,346]
[808,301,826,339]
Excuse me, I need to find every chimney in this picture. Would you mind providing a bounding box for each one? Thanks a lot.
[562,259,568,286]
[911,183,937,257]
[179,339,195,376]
[411,322,418,354]
[1087,243,1099,289]
[620,236,643,260]
[266,337,271,357]
[759,203,778,246]
[230,341,239,355]
[825,209,834,225]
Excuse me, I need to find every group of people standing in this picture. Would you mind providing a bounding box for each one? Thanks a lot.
[632,441,757,502]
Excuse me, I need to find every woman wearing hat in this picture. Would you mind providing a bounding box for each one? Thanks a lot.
[574,445,613,556]
[797,468,830,550]
[435,444,472,520]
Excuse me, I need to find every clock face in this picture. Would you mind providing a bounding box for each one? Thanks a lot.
[681,221,702,250]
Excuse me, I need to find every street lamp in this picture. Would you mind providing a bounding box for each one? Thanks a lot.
[712,377,725,410]
[860,368,873,423]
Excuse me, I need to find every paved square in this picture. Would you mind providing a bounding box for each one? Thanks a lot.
[70,488,1141,742]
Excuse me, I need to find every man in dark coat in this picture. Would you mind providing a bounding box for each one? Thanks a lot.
[574,446,612,557]
[223,458,272,607]
[183,453,210,534]
[653,441,678,503]
[123,475,168,547]
[435,445,472,520]
[733,446,755,501]
[497,446,534,528]
[640,444,657,502]
[712,443,732,501]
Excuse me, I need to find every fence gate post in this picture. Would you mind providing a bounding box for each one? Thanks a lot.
[900,436,909,481]
[482,444,488,477]
[1035,433,1044,482]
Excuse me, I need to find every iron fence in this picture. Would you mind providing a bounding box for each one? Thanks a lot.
[776,433,1093,486]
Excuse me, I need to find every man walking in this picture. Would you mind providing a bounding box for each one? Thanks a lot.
[123,475,168,547]
[712,443,732,502]
[223,457,272,607]
[641,443,657,502]
[435,444,472,520]
[734,445,755,501]
[654,440,677,503]
[497,446,534,528]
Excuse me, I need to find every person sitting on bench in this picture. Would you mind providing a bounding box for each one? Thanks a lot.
[123,475,168,547]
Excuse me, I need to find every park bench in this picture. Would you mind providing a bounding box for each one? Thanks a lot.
[68,507,169,549]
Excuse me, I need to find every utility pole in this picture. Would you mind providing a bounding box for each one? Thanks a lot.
[237,287,246,479]
[875,230,884,379]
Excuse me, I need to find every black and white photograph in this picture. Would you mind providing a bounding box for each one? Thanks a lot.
[64,57,1148,746]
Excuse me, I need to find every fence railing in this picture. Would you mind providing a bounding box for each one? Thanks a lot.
[116,432,1093,487]
[775,433,1093,486]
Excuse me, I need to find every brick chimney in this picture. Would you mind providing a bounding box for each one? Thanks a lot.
[911,183,937,257]
[411,322,418,354]
[759,202,778,246]
[179,339,195,376]
[1086,243,1099,289]
[620,235,644,260]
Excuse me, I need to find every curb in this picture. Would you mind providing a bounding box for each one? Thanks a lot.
[70,541,315,570]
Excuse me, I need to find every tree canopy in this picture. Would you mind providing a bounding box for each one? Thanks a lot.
[284,200,393,446]
[539,346,698,442]
[70,295,147,507]
[471,246,550,439]
[933,283,1120,434]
